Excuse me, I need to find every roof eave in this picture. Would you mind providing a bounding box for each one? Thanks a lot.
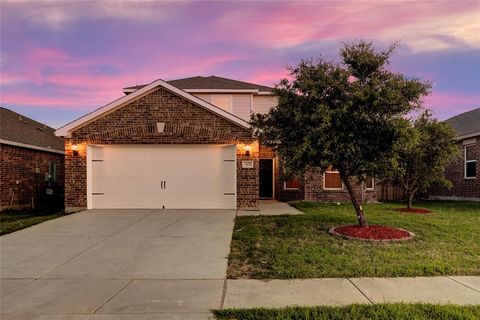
[0,139,65,154]
[455,131,480,141]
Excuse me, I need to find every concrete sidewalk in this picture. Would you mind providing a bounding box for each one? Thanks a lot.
[223,276,480,308]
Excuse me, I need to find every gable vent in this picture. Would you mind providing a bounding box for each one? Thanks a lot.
[157,122,165,133]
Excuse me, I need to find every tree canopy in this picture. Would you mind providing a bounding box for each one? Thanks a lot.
[251,40,431,226]
[391,111,458,208]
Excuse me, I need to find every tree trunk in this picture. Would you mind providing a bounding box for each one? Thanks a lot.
[342,176,368,227]
[407,192,414,208]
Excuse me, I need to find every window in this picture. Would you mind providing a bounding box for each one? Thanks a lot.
[324,166,343,190]
[365,177,375,190]
[46,163,57,182]
[465,144,477,178]
[284,178,300,190]
[211,95,232,112]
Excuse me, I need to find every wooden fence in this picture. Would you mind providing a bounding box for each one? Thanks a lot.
[376,182,404,201]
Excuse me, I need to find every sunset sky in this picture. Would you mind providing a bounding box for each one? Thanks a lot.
[1,0,479,128]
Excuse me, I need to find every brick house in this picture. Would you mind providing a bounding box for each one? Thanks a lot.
[55,76,375,212]
[429,108,479,201]
[0,107,65,211]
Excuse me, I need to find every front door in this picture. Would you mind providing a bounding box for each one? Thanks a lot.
[259,159,274,199]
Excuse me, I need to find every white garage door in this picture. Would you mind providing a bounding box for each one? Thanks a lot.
[87,145,236,209]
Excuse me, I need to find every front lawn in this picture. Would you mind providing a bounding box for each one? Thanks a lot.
[228,201,480,279]
[214,304,480,320]
[0,208,66,236]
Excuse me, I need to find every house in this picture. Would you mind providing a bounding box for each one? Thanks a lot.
[0,107,65,210]
[429,107,479,201]
[55,76,376,212]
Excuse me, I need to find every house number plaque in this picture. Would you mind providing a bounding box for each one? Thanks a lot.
[242,160,254,168]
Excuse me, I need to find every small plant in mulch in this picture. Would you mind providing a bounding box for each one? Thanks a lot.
[329,225,415,242]
[395,207,433,214]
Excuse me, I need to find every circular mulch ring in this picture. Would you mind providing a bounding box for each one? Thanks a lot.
[395,208,433,214]
[329,225,415,242]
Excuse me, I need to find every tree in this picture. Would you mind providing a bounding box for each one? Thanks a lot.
[251,40,431,226]
[391,111,458,208]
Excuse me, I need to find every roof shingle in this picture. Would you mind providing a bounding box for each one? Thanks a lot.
[0,107,64,151]
[444,107,480,137]
[124,76,274,92]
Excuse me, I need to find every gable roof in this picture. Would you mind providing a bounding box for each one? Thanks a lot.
[123,76,274,93]
[55,78,250,137]
[444,107,480,139]
[0,107,64,153]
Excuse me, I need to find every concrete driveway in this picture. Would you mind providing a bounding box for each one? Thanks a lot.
[0,209,236,320]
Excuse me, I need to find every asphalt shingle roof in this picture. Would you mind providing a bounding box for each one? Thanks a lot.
[124,76,274,92]
[0,107,64,151]
[444,107,480,137]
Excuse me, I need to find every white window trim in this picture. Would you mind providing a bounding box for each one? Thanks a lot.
[366,177,375,190]
[323,170,344,190]
[464,144,477,179]
[283,180,300,190]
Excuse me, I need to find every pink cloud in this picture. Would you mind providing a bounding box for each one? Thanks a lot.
[213,1,477,48]
[0,44,250,111]
[423,92,480,119]
[246,69,291,87]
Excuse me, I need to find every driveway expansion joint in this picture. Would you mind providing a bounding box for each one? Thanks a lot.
[220,279,228,309]
[93,279,134,314]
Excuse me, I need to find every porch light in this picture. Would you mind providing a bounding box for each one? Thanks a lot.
[245,145,252,157]
[72,144,79,156]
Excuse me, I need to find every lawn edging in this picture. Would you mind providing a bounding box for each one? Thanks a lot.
[329,225,415,242]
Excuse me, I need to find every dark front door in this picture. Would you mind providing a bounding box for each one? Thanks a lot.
[259,159,274,198]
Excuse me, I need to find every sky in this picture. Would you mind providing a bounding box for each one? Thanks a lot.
[1,0,479,129]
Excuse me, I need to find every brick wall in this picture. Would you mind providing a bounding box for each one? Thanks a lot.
[429,137,479,199]
[258,145,377,203]
[66,87,257,210]
[304,167,377,203]
[0,144,64,210]
[275,157,305,202]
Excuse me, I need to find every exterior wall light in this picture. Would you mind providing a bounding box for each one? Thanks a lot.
[72,144,79,156]
[245,145,252,157]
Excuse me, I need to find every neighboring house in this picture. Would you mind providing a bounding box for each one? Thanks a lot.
[0,107,65,210]
[429,107,479,201]
[55,76,375,212]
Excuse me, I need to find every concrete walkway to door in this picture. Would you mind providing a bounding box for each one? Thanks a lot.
[237,200,304,216]
[1,209,236,320]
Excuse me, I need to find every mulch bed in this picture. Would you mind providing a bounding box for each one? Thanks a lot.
[395,208,433,214]
[329,225,415,242]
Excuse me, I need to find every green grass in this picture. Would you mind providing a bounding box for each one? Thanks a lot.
[213,304,480,320]
[0,208,66,236]
[227,201,480,278]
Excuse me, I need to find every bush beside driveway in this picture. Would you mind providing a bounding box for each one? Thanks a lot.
[227,201,480,279]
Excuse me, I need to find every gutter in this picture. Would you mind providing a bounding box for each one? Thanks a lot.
[0,139,65,155]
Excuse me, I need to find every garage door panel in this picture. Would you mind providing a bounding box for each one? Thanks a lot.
[222,162,236,193]
[89,145,236,209]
